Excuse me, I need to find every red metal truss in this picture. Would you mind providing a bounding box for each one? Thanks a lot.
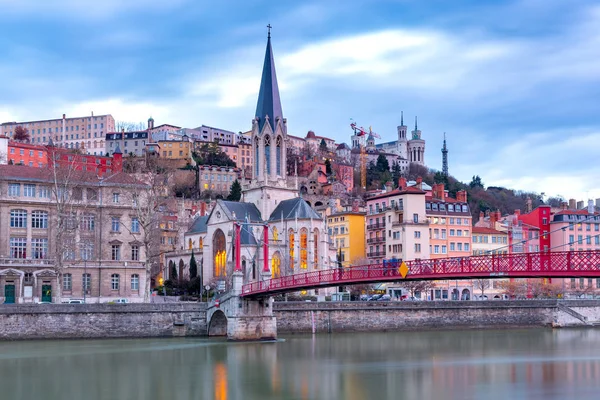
[241,250,600,297]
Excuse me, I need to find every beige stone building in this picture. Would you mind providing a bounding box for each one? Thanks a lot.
[199,165,241,196]
[0,113,114,156]
[0,164,148,303]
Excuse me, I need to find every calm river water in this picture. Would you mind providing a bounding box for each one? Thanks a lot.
[1,329,600,399]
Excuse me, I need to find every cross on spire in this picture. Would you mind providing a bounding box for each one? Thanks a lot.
[267,24,272,38]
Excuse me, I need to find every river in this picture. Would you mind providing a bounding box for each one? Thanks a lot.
[1,329,600,399]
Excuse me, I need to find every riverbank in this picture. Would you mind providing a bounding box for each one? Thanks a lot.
[0,300,598,340]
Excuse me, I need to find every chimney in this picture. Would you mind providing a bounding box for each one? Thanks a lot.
[479,211,484,220]
[456,190,467,203]
[200,202,207,216]
[526,197,532,213]
[385,181,393,193]
[568,198,576,209]
[62,114,66,120]
[561,202,568,210]
[433,183,445,201]
[352,199,359,213]
[416,176,423,190]
[91,111,94,117]
[588,199,594,214]
[398,177,407,190]
[496,210,502,221]
[577,200,584,210]
[490,211,498,225]
[485,209,490,217]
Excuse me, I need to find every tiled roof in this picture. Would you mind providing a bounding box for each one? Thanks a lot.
[187,216,208,234]
[219,200,262,222]
[0,165,145,187]
[367,186,425,201]
[472,227,506,235]
[269,197,321,221]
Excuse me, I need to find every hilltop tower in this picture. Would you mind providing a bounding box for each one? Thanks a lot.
[442,132,448,177]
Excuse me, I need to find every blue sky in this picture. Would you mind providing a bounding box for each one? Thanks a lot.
[1,0,599,201]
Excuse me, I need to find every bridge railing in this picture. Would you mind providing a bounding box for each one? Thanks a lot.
[241,250,600,295]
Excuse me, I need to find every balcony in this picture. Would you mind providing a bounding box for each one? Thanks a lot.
[367,251,386,258]
[367,222,386,230]
[0,258,55,267]
[367,237,385,244]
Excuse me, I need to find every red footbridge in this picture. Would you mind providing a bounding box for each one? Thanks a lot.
[241,250,600,297]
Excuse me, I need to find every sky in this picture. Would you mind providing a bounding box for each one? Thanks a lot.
[0,0,599,201]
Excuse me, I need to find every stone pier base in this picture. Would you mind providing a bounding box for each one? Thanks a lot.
[227,316,277,341]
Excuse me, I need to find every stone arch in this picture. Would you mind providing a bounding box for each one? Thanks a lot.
[461,288,471,301]
[300,185,308,195]
[208,310,228,337]
[272,251,281,278]
[178,259,184,280]
[315,201,323,207]
[213,229,226,278]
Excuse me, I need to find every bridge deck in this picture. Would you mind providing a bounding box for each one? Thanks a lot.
[241,250,600,297]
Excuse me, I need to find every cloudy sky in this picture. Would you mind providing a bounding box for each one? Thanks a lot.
[1,0,599,201]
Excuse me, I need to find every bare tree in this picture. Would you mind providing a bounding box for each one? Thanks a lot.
[116,121,147,132]
[123,170,175,301]
[473,279,490,298]
[397,280,435,299]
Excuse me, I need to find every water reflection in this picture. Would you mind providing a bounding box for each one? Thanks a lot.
[0,330,600,399]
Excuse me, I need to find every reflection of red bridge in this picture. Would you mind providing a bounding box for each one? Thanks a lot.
[241,250,600,297]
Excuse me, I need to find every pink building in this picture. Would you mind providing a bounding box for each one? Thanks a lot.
[550,201,600,252]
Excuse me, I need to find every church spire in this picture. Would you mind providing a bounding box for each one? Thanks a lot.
[442,132,448,177]
[414,116,418,131]
[401,111,404,126]
[255,25,283,132]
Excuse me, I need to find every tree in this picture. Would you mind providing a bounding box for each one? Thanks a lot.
[375,154,390,173]
[391,161,402,184]
[433,171,448,186]
[189,251,198,279]
[194,140,235,167]
[319,139,328,155]
[324,159,332,175]
[469,175,484,189]
[497,279,528,299]
[398,280,435,299]
[227,179,242,201]
[13,125,30,142]
[170,261,178,281]
[473,279,490,298]
[116,121,147,132]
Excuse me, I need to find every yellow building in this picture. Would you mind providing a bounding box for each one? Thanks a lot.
[158,139,193,161]
[327,211,366,267]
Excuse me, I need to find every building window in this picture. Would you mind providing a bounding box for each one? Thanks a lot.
[83,273,92,293]
[8,183,20,196]
[10,209,27,228]
[414,243,421,253]
[23,184,36,197]
[63,274,72,291]
[111,245,121,261]
[81,214,95,231]
[10,237,27,259]
[38,186,50,198]
[131,245,139,261]
[32,238,48,259]
[300,228,308,269]
[28,210,49,229]
[111,217,120,232]
[113,193,120,203]
[81,242,94,260]
[111,274,120,290]
[131,274,139,291]
[414,231,421,238]
[131,218,140,233]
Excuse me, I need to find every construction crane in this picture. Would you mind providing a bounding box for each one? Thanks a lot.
[350,121,380,190]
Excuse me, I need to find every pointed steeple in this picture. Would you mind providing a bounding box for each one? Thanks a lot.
[255,26,283,132]
[401,111,404,126]
[414,116,418,131]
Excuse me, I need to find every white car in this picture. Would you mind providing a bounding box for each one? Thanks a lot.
[68,299,85,304]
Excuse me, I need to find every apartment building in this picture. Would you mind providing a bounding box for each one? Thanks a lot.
[472,227,509,255]
[106,130,149,156]
[158,138,193,161]
[550,201,600,252]
[327,211,366,267]
[0,113,114,156]
[426,183,472,259]
[365,177,430,264]
[0,165,148,303]
[198,165,241,196]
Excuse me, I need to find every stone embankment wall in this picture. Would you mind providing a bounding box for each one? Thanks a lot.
[0,303,207,340]
[273,300,600,334]
[0,300,599,340]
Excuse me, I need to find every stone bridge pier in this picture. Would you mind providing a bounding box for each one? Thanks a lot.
[206,271,277,341]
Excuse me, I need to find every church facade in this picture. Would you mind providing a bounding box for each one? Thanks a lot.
[173,32,335,293]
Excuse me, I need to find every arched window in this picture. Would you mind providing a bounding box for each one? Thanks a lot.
[254,136,260,177]
[313,228,319,269]
[111,274,120,290]
[213,229,226,277]
[276,135,282,175]
[273,226,279,241]
[264,135,271,175]
[188,238,193,250]
[272,252,281,278]
[288,229,295,270]
[199,237,204,249]
[300,228,308,269]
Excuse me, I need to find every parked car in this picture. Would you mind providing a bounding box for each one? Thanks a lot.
[68,299,85,304]
[377,294,391,301]
[115,298,128,304]
[36,301,52,304]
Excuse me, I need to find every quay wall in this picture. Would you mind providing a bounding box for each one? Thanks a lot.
[0,303,207,340]
[0,300,599,340]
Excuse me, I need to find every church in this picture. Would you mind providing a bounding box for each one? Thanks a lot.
[180,31,336,292]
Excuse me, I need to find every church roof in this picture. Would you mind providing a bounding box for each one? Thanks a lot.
[336,143,350,150]
[219,200,263,223]
[187,215,208,234]
[240,223,258,245]
[255,35,283,132]
[269,197,321,221]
